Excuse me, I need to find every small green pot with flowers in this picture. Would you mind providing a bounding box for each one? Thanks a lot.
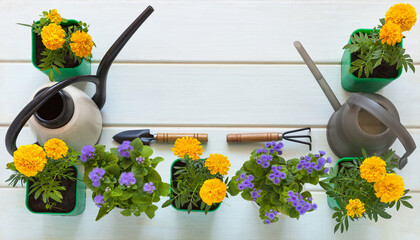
[162,137,231,214]
[80,138,170,221]
[6,138,86,215]
[320,150,412,233]
[20,9,94,82]
[341,3,416,92]
[228,141,331,224]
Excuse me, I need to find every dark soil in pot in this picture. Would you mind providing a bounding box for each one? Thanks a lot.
[171,160,219,211]
[351,52,398,79]
[27,166,77,213]
[35,24,80,68]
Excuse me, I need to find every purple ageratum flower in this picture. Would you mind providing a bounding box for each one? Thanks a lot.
[261,154,272,162]
[136,157,144,164]
[118,140,134,158]
[265,219,271,224]
[268,212,275,220]
[271,166,277,172]
[318,158,326,165]
[310,162,316,168]
[292,201,299,207]
[143,182,156,194]
[248,175,254,181]
[274,142,283,151]
[304,202,312,211]
[324,167,330,174]
[288,191,294,197]
[273,178,280,184]
[327,157,332,163]
[269,174,275,180]
[262,149,268,153]
[236,178,240,182]
[304,156,311,161]
[240,173,246,180]
[279,172,286,179]
[265,142,272,148]
[81,145,95,162]
[319,150,326,156]
[256,149,263,154]
[119,172,136,187]
[307,168,313,174]
[269,149,275,154]
[94,194,105,208]
[314,164,323,171]
[238,184,245,190]
[312,203,318,210]
[89,167,105,188]
[308,197,313,201]
[256,159,262,164]
[314,154,320,158]
[92,181,101,188]
[296,163,303,170]
[262,161,270,168]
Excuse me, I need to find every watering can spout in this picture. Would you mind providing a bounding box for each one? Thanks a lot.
[293,41,342,111]
[95,5,154,109]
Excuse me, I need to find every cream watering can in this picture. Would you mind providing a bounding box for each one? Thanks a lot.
[294,41,416,169]
[5,6,154,155]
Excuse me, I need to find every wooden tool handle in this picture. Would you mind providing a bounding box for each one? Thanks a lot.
[156,133,208,143]
[226,132,280,143]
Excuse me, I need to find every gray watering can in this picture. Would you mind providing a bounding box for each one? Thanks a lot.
[5,6,154,155]
[294,41,416,169]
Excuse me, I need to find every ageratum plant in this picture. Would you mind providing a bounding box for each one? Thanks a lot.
[162,137,231,213]
[19,9,95,81]
[344,3,416,78]
[229,142,331,224]
[81,138,170,221]
[6,138,79,209]
[320,150,412,233]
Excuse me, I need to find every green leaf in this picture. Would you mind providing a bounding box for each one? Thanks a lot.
[397,200,401,210]
[377,210,391,219]
[121,158,133,170]
[401,201,413,209]
[49,192,62,203]
[162,199,174,208]
[34,188,42,200]
[121,193,133,201]
[334,223,340,233]
[141,146,153,158]
[111,187,123,197]
[48,69,54,82]
[40,18,47,25]
[105,163,120,178]
[158,182,171,196]
[95,207,108,221]
[145,205,158,219]
[130,138,144,152]
[147,169,162,183]
[132,192,150,204]
[187,202,192,213]
[151,157,164,168]
[120,209,132,217]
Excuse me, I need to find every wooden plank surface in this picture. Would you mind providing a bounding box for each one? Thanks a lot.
[0,0,419,63]
[1,63,419,127]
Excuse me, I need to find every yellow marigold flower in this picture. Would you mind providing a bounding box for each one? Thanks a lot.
[360,156,386,183]
[374,173,405,203]
[385,3,417,32]
[205,153,231,176]
[172,137,203,160]
[44,138,68,160]
[70,30,93,58]
[346,199,365,218]
[41,23,65,50]
[13,144,47,177]
[379,21,403,46]
[46,9,62,24]
[199,178,227,206]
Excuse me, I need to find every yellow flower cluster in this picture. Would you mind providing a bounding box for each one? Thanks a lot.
[172,137,203,160]
[70,30,93,58]
[385,3,417,32]
[43,138,68,160]
[360,156,386,183]
[379,21,403,46]
[374,173,405,203]
[199,178,227,206]
[346,199,365,218]
[13,144,47,177]
[46,9,62,24]
[41,23,65,50]
[205,153,231,176]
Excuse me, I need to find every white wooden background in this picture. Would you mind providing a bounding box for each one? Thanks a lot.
[1,0,419,239]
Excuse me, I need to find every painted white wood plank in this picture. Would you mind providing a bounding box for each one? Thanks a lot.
[1,126,419,192]
[1,0,419,63]
[0,188,418,240]
[1,63,419,126]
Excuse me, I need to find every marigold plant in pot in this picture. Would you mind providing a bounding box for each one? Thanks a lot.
[81,138,170,221]
[20,9,94,82]
[320,149,412,233]
[162,137,231,214]
[228,141,331,224]
[342,3,416,92]
[6,138,86,215]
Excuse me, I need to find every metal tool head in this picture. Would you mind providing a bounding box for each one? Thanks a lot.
[281,127,312,150]
[113,129,154,145]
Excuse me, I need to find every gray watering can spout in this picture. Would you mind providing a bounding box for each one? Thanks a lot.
[293,41,341,111]
[5,6,154,155]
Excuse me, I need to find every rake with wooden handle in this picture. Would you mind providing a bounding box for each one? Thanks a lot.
[113,129,208,145]
[226,127,312,150]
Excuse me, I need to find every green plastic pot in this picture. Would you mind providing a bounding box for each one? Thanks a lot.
[327,157,354,210]
[341,29,403,93]
[31,19,91,82]
[170,159,221,213]
[25,165,86,216]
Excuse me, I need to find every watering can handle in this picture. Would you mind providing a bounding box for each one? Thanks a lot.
[347,94,416,169]
[4,6,154,156]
